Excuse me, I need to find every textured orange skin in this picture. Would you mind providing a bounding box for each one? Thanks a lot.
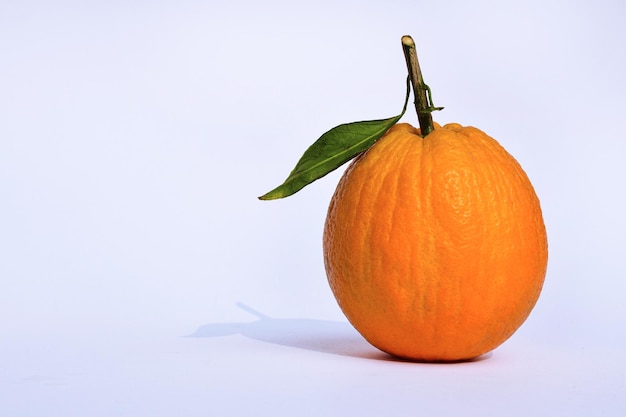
[323,122,548,361]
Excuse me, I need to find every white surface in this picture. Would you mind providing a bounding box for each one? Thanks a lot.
[1,1,625,416]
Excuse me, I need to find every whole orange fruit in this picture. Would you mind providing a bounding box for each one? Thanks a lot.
[323,122,548,361]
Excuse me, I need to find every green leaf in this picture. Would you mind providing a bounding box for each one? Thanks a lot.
[258,78,410,200]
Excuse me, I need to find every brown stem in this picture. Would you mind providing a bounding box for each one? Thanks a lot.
[401,35,434,136]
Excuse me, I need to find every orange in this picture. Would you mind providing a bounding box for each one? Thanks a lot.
[323,122,548,361]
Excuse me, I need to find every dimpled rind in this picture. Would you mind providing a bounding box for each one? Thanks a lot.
[323,122,548,361]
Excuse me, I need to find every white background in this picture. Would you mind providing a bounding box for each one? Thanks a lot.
[1,1,625,415]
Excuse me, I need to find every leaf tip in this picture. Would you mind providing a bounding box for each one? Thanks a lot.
[258,187,289,201]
